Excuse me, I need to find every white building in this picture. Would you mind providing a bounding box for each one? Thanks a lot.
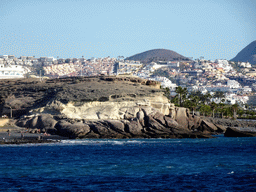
[225,93,249,105]
[216,59,233,72]
[227,80,240,89]
[242,86,252,93]
[239,62,252,68]
[167,61,179,68]
[0,64,26,79]
[149,76,177,90]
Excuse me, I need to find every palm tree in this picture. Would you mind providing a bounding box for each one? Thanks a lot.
[199,104,211,116]
[210,102,217,118]
[237,109,244,118]
[214,91,225,103]
[171,95,179,106]
[223,105,232,118]
[232,103,239,120]
[218,102,225,118]
[203,93,212,105]
[188,95,199,115]
[181,87,188,106]
[175,86,187,107]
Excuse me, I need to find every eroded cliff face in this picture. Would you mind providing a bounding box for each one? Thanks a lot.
[32,93,174,120]
[17,105,222,139]
[0,76,239,139]
[0,76,164,118]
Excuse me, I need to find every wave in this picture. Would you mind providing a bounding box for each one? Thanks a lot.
[0,138,211,147]
[59,139,145,145]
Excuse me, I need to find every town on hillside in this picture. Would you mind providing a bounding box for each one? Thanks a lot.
[1,54,256,115]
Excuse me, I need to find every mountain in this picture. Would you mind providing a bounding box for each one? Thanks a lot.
[231,41,256,64]
[125,49,190,64]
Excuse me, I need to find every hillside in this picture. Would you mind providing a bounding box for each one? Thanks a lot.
[125,49,190,64]
[231,41,256,64]
[0,76,163,118]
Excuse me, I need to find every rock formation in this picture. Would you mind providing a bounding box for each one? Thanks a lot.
[3,76,252,139]
[224,127,256,137]
[16,105,221,139]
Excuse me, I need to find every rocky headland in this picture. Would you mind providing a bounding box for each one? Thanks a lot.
[0,76,255,143]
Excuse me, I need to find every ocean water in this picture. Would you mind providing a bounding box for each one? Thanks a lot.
[0,136,255,191]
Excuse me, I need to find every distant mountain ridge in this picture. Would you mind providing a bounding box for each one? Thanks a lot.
[125,49,190,64]
[231,41,256,64]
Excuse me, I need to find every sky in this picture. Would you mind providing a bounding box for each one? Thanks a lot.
[0,0,255,60]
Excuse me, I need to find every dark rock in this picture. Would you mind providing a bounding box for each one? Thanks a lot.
[55,120,90,138]
[198,120,218,134]
[164,116,179,127]
[201,117,256,128]
[123,119,143,136]
[145,115,172,134]
[152,111,166,126]
[29,116,38,128]
[136,110,145,126]
[224,127,256,137]
[188,115,201,130]
[37,114,57,129]
[215,124,226,133]
[16,117,30,127]
[89,121,126,138]
[104,120,126,133]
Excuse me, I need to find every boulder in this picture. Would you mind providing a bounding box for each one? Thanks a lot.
[55,120,90,138]
[88,120,126,138]
[37,114,57,129]
[151,111,166,126]
[123,107,140,119]
[16,116,32,127]
[215,124,227,133]
[164,116,190,136]
[136,110,145,126]
[141,106,158,117]
[224,127,256,137]
[188,115,201,130]
[123,119,144,136]
[145,115,171,134]
[174,107,190,129]
[164,116,179,127]
[28,116,39,128]
[199,120,218,134]
[104,120,126,133]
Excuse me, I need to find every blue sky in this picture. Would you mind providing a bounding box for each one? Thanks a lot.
[0,0,255,60]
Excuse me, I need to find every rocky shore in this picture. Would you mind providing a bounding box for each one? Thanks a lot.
[1,76,256,143]
[14,107,221,139]
[0,121,67,145]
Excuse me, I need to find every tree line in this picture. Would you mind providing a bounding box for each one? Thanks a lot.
[167,86,255,119]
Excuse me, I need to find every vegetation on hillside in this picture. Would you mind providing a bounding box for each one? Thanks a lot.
[169,86,256,119]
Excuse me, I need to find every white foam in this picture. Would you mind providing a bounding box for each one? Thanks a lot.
[58,138,186,146]
[59,139,146,145]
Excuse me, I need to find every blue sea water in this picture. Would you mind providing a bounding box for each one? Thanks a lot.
[0,135,256,191]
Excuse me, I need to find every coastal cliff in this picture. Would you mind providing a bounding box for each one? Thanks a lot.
[1,76,254,140]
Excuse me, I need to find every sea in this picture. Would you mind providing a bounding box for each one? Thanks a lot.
[0,135,255,192]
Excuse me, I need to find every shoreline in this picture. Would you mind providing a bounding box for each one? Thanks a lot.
[0,131,67,145]
[1,117,256,145]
